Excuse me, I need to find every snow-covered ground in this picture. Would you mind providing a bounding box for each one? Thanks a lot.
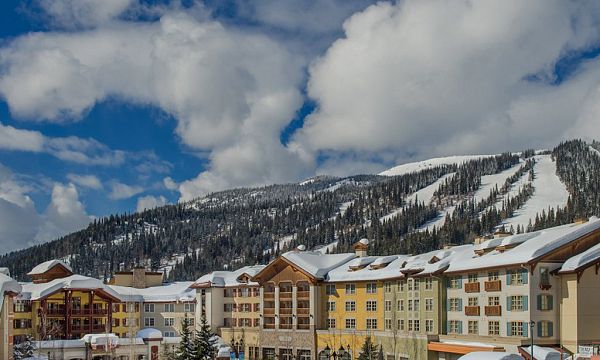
[502,155,569,230]
[419,205,456,232]
[380,172,455,223]
[473,162,524,203]
[315,241,339,254]
[590,145,600,158]
[379,155,495,176]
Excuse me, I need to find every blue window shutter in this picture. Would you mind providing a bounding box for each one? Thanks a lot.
[457,276,463,288]
[521,269,528,284]
[458,321,463,334]
[537,295,542,310]
[458,298,463,311]
[507,322,512,336]
[522,322,528,337]
[507,296,512,311]
[548,295,553,310]
[506,271,512,285]
[548,322,553,337]
[446,321,450,334]
[537,322,543,337]
[523,296,528,311]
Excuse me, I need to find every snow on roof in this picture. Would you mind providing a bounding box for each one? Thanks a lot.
[281,251,356,279]
[521,345,569,360]
[446,218,600,273]
[27,259,73,276]
[0,267,9,276]
[19,275,121,301]
[110,281,195,302]
[560,241,600,273]
[459,352,523,360]
[474,232,537,252]
[379,155,495,176]
[358,238,369,245]
[193,265,266,288]
[137,328,163,339]
[217,346,232,358]
[82,333,119,345]
[0,273,21,310]
[326,255,409,282]
[35,339,86,349]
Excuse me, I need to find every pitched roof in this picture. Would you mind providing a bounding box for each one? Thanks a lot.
[19,274,121,301]
[281,250,356,279]
[109,281,195,302]
[192,265,265,288]
[559,241,600,274]
[27,259,73,275]
[326,255,410,282]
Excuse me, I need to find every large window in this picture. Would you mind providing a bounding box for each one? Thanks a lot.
[164,318,174,326]
[366,300,377,312]
[509,321,525,337]
[488,321,500,335]
[425,298,433,311]
[413,299,420,311]
[345,284,356,295]
[366,283,377,294]
[144,317,155,327]
[385,318,392,330]
[345,301,356,312]
[538,321,553,337]
[509,296,527,311]
[144,304,155,313]
[397,319,404,331]
[449,298,462,311]
[384,282,392,293]
[345,318,356,329]
[538,295,553,311]
[413,278,420,290]
[298,350,311,360]
[164,303,175,312]
[366,318,378,330]
[508,270,527,285]
[408,319,419,332]
[398,280,405,292]
[184,303,195,313]
[448,320,462,334]
[384,300,392,311]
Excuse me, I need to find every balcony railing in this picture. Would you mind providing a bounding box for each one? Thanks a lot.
[263,323,275,329]
[484,305,502,316]
[297,323,310,330]
[464,306,480,316]
[46,308,65,316]
[465,282,480,293]
[484,280,501,292]
[279,292,292,299]
[264,292,275,299]
[263,308,275,315]
[92,309,108,316]
[279,323,293,330]
[297,308,310,315]
[297,291,310,299]
[280,308,292,315]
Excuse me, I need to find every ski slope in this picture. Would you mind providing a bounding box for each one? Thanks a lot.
[473,161,524,203]
[502,155,569,230]
[380,173,455,223]
[379,155,495,176]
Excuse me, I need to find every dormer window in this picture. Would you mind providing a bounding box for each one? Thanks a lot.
[429,256,440,264]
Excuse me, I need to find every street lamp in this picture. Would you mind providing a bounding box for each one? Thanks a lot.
[529,321,535,360]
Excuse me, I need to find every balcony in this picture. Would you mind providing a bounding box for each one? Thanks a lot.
[46,308,65,316]
[297,291,310,299]
[264,292,275,299]
[263,323,275,330]
[297,308,310,315]
[263,308,275,315]
[484,305,502,316]
[92,309,108,316]
[279,292,292,299]
[279,323,293,330]
[464,306,480,316]
[297,322,310,330]
[484,280,501,292]
[464,282,480,293]
[280,308,293,315]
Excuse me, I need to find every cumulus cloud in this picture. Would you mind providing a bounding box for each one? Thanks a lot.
[35,0,134,29]
[0,122,45,152]
[136,195,167,212]
[294,0,600,169]
[109,181,144,200]
[0,10,311,200]
[66,173,103,190]
[0,164,92,253]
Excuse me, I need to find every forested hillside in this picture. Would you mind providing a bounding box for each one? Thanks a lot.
[1,140,597,281]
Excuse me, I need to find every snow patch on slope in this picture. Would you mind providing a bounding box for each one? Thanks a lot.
[379,155,495,176]
[473,161,524,203]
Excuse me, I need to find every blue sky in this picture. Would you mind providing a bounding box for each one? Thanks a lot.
[1,0,600,253]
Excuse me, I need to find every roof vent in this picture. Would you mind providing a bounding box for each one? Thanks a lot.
[296,245,306,251]
[353,239,369,257]
[493,230,512,239]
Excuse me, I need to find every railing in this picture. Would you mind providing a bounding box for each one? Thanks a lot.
[297,291,310,299]
[297,323,310,330]
[465,306,480,316]
[46,308,65,316]
[484,280,501,292]
[297,308,310,315]
[279,292,292,299]
[484,305,502,316]
[279,323,293,330]
[263,323,275,329]
[92,309,108,316]
[264,292,275,299]
[465,282,480,293]
[91,325,107,332]
[279,308,293,315]
[263,308,275,315]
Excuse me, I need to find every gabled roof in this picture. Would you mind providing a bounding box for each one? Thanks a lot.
[280,250,356,279]
[192,265,266,288]
[19,274,121,301]
[0,273,21,310]
[400,245,474,276]
[559,241,600,274]
[27,259,73,276]
[326,255,409,282]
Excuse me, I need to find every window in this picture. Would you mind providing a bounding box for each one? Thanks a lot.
[449,298,462,311]
[397,319,404,331]
[488,271,499,281]
[345,318,356,329]
[508,269,527,285]
[408,299,413,311]
[14,300,32,313]
[413,319,420,332]
[538,295,553,311]
[468,297,478,306]
[366,318,377,330]
[488,321,500,335]
[397,299,404,311]
[298,350,311,360]
[413,278,420,290]
[327,301,336,312]
[144,317,155,327]
[224,303,234,312]
[398,280,405,292]
[468,321,478,334]
[540,267,550,287]
[424,278,433,290]
[164,303,175,312]
[425,298,433,311]
[509,321,525,337]
[538,321,553,337]
[488,296,500,306]
[345,284,356,295]
[414,299,420,311]
[345,301,356,312]
[366,283,377,294]
[13,319,32,329]
[449,276,462,289]
[425,319,434,332]
[184,303,196,313]
[144,304,155,313]
[509,295,527,311]
[385,318,392,330]
[385,300,392,311]
[164,318,174,326]
[408,319,414,331]
[448,320,462,334]
[326,284,336,295]
[239,303,252,312]
[407,279,413,291]
[327,318,336,329]
[224,288,234,297]
[164,331,176,337]
[468,274,478,283]
[366,300,377,312]
[384,282,392,293]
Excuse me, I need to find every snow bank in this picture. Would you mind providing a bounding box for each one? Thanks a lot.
[459,352,523,360]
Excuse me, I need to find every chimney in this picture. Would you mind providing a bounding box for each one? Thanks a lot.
[493,230,512,239]
[353,239,369,257]
[132,267,147,289]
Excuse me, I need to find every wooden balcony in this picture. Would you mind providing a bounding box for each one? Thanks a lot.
[263,323,275,329]
[263,308,275,315]
[279,323,293,330]
[297,322,310,330]
[484,280,501,292]
[279,292,292,299]
[280,308,292,315]
[465,282,480,293]
[297,291,310,299]
[264,292,275,299]
[484,305,502,316]
[297,308,310,315]
[464,306,480,316]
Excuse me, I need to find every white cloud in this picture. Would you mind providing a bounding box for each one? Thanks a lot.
[163,177,178,191]
[36,0,134,29]
[294,0,600,169]
[66,174,103,190]
[0,122,45,152]
[109,181,144,200]
[0,10,310,200]
[136,195,167,212]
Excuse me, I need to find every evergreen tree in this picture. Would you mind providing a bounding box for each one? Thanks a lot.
[358,336,378,360]
[194,314,217,360]
[177,314,196,360]
[13,335,36,360]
